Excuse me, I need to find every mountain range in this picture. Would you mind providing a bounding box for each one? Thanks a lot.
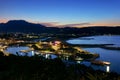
[0,20,120,35]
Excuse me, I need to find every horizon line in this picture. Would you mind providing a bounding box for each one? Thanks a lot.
[0,19,120,28]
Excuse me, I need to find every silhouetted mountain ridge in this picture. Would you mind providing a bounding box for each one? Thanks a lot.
[0,20,120,35]
[0,20,46,33]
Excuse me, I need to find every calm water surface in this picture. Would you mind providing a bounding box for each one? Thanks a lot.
[5,46,33,56]
[67,35,120,73]
[5,36,120,73]
[67,35,120,47]
[5,46,57,59]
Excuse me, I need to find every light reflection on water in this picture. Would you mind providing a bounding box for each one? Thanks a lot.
[83,48,120,73]
[5,46,57,59]
[67,35,120,73]
[5,35,120,73]
[5,46,33,56]
[5,46,116,73]
[67,35,120,47]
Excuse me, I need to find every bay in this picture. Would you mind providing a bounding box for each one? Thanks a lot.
[67,35,120,73]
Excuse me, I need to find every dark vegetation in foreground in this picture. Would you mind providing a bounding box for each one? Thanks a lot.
[0,52,120,80]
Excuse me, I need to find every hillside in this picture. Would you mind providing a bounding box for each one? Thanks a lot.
[0,20,120,35]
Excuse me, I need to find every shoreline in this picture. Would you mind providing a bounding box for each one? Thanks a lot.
[66,43,120,51]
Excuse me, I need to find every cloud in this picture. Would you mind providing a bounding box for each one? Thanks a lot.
[0,18,8,23]
[57,22,92,28]
[39,22,92,27]
[38,22,92,28]
[39,22,59,27]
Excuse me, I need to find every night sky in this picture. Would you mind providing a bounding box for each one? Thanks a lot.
[0,0,120,27]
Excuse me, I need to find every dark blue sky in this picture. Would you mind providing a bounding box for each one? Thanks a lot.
[0,0,120,27]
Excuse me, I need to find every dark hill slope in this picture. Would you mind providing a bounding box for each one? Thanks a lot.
[0,20,120,35]
[0,20,46,33]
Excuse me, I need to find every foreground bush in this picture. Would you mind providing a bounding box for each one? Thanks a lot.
[0,52,120,80]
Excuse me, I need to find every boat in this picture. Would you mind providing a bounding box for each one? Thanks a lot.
[91,60,111,65]
[75,57,83,61]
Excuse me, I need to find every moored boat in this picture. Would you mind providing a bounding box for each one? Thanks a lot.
[91,60,110,65]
